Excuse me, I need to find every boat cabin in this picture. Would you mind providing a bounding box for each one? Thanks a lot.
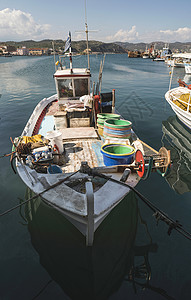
[53,67,92,129]
[54,68,91,102]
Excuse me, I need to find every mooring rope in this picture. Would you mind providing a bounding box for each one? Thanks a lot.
[0,152,15,159]
[83,167,191,241]
[1,162,191,242]
[0,170,79,217]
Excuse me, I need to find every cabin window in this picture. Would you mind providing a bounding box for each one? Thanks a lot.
[73,79,89,97]
[58,79,73,98]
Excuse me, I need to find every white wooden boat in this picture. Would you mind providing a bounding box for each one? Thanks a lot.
[165,85,191,129]
[13,33,168,246]
[185,62,191,74]
[167,53,191,68]
[153,57,165,62]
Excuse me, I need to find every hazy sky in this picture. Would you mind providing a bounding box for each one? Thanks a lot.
[0,0,191,43]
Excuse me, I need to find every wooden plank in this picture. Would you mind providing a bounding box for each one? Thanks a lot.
[61,127,98,140]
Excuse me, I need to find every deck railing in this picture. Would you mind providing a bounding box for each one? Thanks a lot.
[170,91,191,113]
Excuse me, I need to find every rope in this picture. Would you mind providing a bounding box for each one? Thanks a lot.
[0,170,79,217]
[31,280,53,300]
[0,152,15,159]
[2,160,191,242]
[80,167,191,241]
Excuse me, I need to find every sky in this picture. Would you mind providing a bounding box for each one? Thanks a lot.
[0,0,191,43]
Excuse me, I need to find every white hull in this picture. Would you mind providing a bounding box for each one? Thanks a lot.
[15,94,140,245]
[165,87,191,129]
[185,63,191,74]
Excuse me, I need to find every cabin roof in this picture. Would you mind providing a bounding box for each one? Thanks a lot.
[54,68,91,78]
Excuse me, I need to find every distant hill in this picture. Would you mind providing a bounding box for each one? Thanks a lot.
[1,39,127,53]
[116,41,191,52]
[1,39,191,53]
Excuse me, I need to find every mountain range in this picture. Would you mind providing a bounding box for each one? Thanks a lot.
[1,39,191,53]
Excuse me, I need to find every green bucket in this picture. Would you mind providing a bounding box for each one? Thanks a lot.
[97,113,120,126]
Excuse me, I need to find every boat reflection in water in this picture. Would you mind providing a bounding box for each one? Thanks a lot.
[24,189,159,299]
[162,115,191,194]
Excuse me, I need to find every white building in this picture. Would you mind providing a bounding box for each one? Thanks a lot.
[17,46,29,56]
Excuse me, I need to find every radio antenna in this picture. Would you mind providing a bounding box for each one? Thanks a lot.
[76,0,98,70]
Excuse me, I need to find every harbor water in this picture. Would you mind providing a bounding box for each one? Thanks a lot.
[0,54,191,300]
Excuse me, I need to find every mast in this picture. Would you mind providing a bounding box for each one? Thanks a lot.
[85,0,90,70]
[69,33,73,73]
[76,0,97,70]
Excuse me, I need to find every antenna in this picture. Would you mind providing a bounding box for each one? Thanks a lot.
[76,0,98,70]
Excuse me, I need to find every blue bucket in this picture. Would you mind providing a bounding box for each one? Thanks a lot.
[47,165,63,174]
[101,143,135,166]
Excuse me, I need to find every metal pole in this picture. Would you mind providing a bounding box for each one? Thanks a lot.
[69,45,73,73]
[52,41,56,72]
[169,61,174,91]
[112,89,116,113]
[86,181,94,246]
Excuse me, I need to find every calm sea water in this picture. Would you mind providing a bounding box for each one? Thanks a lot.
[0,54,191,300]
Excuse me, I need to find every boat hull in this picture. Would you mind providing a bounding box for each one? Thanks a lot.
[15,94,140,245]
[165,88,191,129]
[185,63,191,74]
[25,188,138,299]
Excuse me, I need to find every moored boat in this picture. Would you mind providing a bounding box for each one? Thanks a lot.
[185,62,191,74]
[12,30,170,246]
[165,78,191,129]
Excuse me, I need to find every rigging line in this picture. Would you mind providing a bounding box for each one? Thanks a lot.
[85,169,191,241]
[138,207,152,244]
[31,280,53,300]
[125,278,176,300]
[0,170,79,217]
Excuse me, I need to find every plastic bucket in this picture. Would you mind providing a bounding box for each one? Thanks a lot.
[103,119,132,139]
[101,143,135,166]
[47,164,63,174]
[46,130,63,153]
[97,113,120,126]
[97,124,104,136]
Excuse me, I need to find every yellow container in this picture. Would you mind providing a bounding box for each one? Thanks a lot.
[98,124,104,136]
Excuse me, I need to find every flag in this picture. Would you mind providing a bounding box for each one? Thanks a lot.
[64,31,71,53]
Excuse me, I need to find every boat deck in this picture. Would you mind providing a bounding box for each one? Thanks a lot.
[61,139,104,173]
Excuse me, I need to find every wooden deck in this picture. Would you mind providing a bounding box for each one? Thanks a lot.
[61,139,104,173]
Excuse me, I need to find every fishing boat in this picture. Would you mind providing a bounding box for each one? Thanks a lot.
[165,75,191,129]
[12,29,170,246]
[185,62,191,74]
[153,56,165,62]
[166,53,191,68]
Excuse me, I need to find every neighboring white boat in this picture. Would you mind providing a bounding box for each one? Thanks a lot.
[154,44,172,62]
[185,62,191,74]
[154,57,165,62]
[142,54,150,59]
[142,45,150,58]
[165,84,191,129]
[13,31,169,246]
[167,53,191,68]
